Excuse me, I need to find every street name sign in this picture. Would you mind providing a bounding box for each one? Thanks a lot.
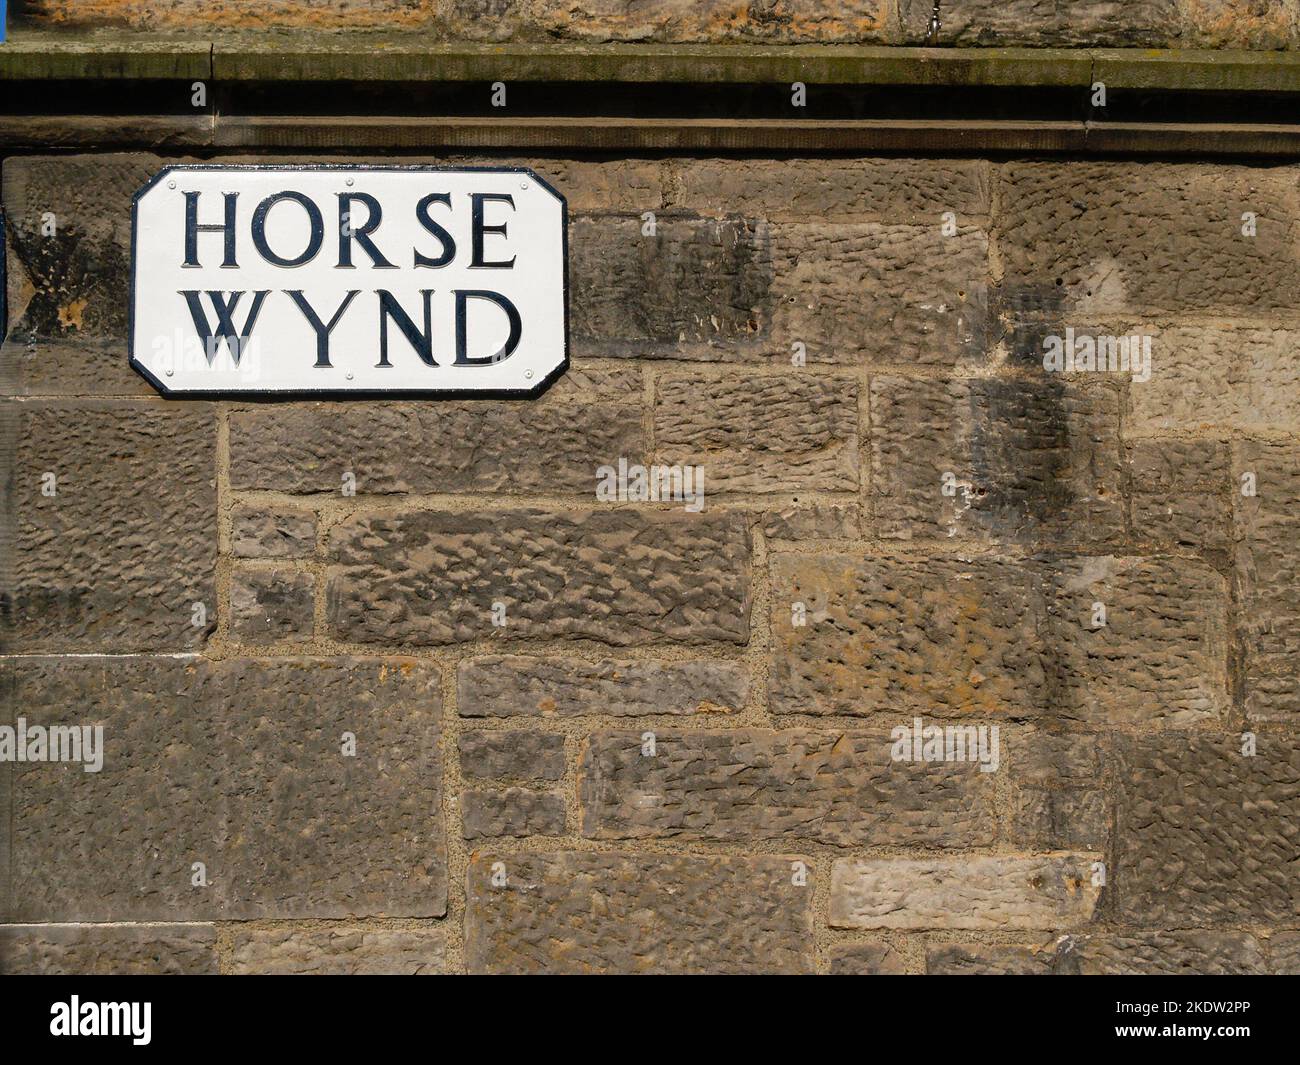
[130,165,568,397]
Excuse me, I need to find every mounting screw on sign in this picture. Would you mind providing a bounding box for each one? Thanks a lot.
[129,165,569,398]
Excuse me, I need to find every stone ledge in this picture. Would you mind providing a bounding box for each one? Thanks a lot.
[9,114,1300,155]
[3,33,1300,93]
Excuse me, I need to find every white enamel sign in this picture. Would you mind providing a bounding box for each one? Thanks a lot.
[130,165,568,397]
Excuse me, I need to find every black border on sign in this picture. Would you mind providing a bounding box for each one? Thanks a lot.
[128,163,570,401]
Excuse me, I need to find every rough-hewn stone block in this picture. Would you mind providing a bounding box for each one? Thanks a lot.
[1006,731,1109,850]
[459,655,750,716]
[525,1,892,43]
[1015,788,1109,852]
[2,154,156,352]
[570,215,771,358]
[579,728,996,846]
[459,729,565,781]
[446,157,664,212]
[461,788,566,839]
[998,314,1134,372]
[654,375,859,493]
[998,161,1300,315]
[230,567,315,644]
[3,656,445,921]
[771,224,992,367]
[1183,0,1299,49]
[1127,325,1300,434]
[327,510,751,647]
[0,752,8,918]
[1272,932,1300,975]
[1006,730,1107,785]
[869,376,1125,545]
[926,942,1061,975]
[1127,438,1231,550]
[228,927,449,975]
[1114,733,1300,925]
[0,400,217,652]
[1075,931,1266,975]
[900,0,1181,46]
[769,553,1051,717]
[19,0,447,30]
[20,1,894,43]
[231,507,317,559]
[1051,555,1229,726]
[0,923,217,975]
[0,338,155,397]
[14,1,1296,49]
[770,553,1228,723]
[927,931,1267,974]
[829,854,1102,929]
[828,943,908,974]
[229,371,645,495]
[465,852,815,974]
[1234,441,1300,721]
[762,502,863,541]
[674,158,990,224]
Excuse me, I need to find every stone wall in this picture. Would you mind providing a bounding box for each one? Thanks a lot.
[2,150,1298,974]
[7,0,1300,49]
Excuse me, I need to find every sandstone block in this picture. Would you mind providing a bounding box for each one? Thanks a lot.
[829,854,1102,929]
[461,788,566,839]
[229,371,645,495]
[465,851,814,974]
[228,927,449,975]
[230,567,315,643]
[1,400,217,652]
[3,656,445,921]
[1234,441,1300,720]
[828,942,908,975]
[579,728,996,847]
[458,729,565,781]
[869,375,1125,545]
[0,923,217,975]
[230,507,317,559]
[1113,732,1300,925]
[570,215,771,358]
[458,656,750,717]
[771,223,992,367]
[998,161,1300,315]
[326,510,751,647]
[654,374,859,493]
